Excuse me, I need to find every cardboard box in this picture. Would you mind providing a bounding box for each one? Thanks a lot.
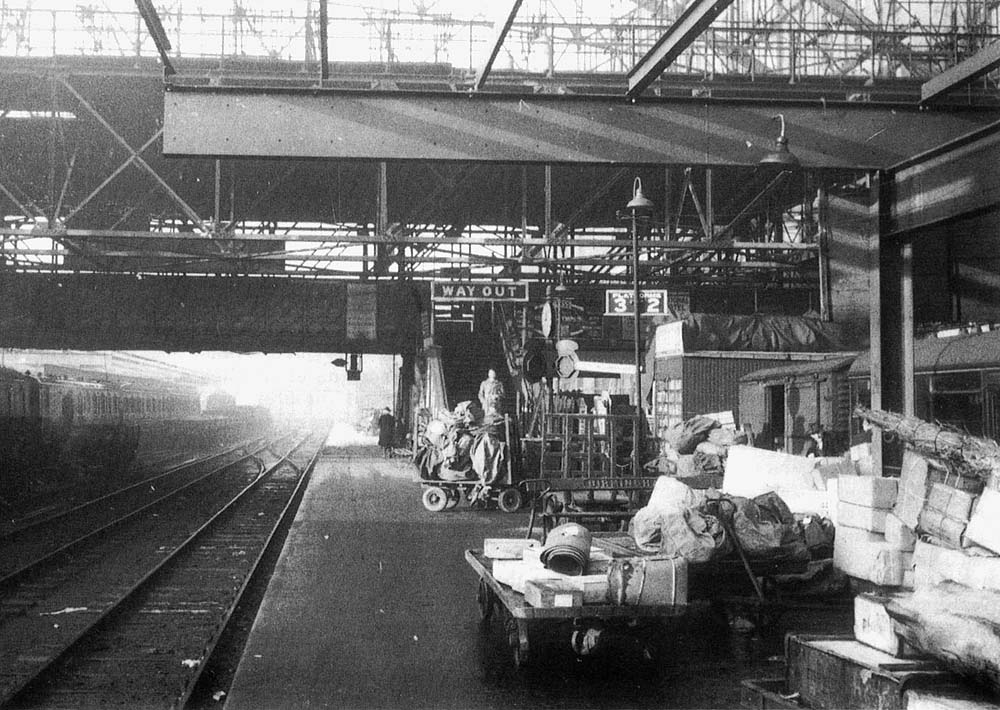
[492,559,566,594]
[816,457,859,481]
[894,450,930,529]
[723,445,824,499]
[522,545,542,565]
[484,538,540,559]
[834,527,903,586]
[917,483,975,548]
[964,488,1000,555]
[853,593,918,657]
[827,479,839,527]
[884,513,916,551]
[837,501,888,532]
[779,489,830,517]
[524,578,584,608]
[924,483,976,521]
[838,476,898,509]
[913,540,1000,591]
[568,574,610,604]
[917,509,968,549]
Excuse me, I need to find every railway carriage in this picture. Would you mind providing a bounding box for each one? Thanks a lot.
[1,366,202,501]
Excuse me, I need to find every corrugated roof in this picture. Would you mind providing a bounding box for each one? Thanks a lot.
[848,330,1000,376]
[741,355,858,382]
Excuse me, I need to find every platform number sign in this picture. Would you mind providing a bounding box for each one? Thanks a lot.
[604,289,669,317]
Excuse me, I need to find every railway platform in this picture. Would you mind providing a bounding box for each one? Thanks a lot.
[223,446,853,710]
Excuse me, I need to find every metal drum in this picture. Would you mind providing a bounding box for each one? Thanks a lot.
[607,555,688,606]
[540,523,592,576]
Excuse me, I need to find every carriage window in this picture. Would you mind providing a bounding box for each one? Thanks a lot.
[931,372,981,393]
[930,372,983,435]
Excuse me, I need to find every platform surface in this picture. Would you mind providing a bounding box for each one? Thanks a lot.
[224,446,853,710]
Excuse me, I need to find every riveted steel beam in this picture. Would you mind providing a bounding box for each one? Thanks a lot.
[626,0,737,99]
[922,41,1000,105]
[473,0,524,92]
[163,87,997,169]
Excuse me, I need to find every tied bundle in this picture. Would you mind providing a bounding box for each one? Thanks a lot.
[855,406,1000,483]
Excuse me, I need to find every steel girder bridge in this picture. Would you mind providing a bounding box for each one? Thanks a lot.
[0,1,998,316]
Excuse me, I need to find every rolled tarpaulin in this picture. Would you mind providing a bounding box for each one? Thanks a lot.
[540,523,592,576]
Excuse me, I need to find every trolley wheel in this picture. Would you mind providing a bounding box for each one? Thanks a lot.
[421,486,449,512]
[504,614,531,669]
[476,579,494,622]
[497,487,523,513]
[444,488,461,509]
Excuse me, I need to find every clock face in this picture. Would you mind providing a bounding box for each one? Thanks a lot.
[541,301,553,338]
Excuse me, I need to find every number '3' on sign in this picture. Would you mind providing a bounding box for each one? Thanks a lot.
[604,289,669,316]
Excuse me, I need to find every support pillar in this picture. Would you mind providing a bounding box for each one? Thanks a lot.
[870,170,914,476]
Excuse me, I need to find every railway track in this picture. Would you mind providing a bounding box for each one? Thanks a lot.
[0,439,263,538]
[0,432,321,708]
[0,438,271,582]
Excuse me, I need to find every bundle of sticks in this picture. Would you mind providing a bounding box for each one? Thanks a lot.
[854,406,1000,481]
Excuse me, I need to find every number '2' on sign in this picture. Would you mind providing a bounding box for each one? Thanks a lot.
[604,289,669,316]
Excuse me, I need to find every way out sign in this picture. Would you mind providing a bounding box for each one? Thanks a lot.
[432,282,528,302]
[605,289,670,316]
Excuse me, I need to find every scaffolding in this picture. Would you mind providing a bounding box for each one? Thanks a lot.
[0,1,997,84]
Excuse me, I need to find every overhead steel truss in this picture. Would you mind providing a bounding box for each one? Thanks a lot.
[0,55,870,292]
[0,1,998,97]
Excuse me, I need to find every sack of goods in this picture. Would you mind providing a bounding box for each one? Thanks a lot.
[413,401,507,483]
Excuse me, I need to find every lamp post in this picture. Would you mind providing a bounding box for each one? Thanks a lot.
[624,177,653,475]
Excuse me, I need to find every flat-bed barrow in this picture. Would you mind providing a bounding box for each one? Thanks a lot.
[464,549,686,669]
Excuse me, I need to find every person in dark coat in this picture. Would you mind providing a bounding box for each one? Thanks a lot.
[378,407,395,458]
[803,424,825,457]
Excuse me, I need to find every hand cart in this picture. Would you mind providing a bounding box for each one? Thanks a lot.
[417,415,524,513]
[464,548,687,669]
[466,531,838,669]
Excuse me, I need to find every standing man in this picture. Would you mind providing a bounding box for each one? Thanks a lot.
[478,368,505,419]
[378,407,395,458]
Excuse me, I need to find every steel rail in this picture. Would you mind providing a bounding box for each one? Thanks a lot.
[176,442,322,708]
[0,438,261,541]
[0,434,292,587]
[0,433,312,707]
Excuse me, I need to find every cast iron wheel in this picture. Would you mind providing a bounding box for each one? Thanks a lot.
[476,579,494,622]
[497,487,523,513]
[504,614,531,669]
[421,486,449,512]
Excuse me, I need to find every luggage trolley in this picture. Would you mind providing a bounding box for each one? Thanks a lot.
[466,510,836,669]
[464,546,687,669]
[416,415,524,513]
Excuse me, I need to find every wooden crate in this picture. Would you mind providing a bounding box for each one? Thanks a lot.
[739,679,801,710]
[785,634,956,710]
